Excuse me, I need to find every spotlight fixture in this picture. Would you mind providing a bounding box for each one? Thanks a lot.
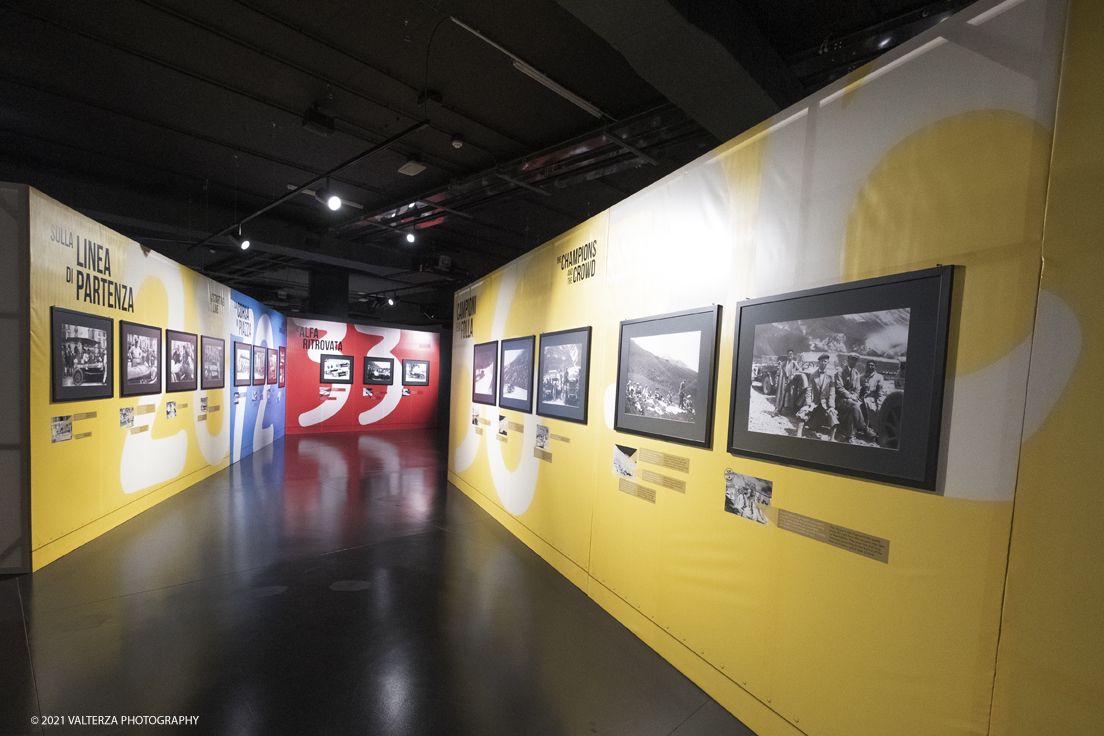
[314,187,342,211]
[405,232,416,243]
[450,136,464,149]
[230,225,250,250]
[387,297,395,306]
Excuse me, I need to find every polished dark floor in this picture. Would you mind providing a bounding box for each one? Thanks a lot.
[1,429,756,736]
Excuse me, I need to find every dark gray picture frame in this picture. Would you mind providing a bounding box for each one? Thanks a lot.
[363,357,394,385]
[165,329,198,393]
[267,347,278,385]
[120,320,162,397]
[233,341,251,387]
[498,336,534,413]
[536,327,592,425]
[403,359,431,387]
[252,345,267,386]
[726,265,954,492]
[472,340,498,406]
[614,306,721,449]
[319,354,354,385]
[51,306,114,402]
[200,336,225,390]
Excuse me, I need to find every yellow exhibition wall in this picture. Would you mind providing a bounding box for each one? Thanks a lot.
[28,189,231,570]
[989,0,1104,732]
[449,1,1084,735]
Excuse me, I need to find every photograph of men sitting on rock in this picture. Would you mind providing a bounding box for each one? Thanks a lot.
[749,308,910,449]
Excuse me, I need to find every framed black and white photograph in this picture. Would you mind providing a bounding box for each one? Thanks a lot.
[536,326,591,424]
[120,320,162,397]
[165,330,198,393]
[51,307,113,402]
[201,336,225,390]
[497,336,534,413]
[267,347,278,384]
[252,345,266,386]
[233,342,252,387]
[403,359,431,387]
[363,357,394,385]
[727,266,954,492]
[320,354,354,384]
[278,346,286,388]
[614,306,721,449]
[472,341,498,406]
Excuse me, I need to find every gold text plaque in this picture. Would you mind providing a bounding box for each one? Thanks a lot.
[638,448,690,474]
[618,478,656,504]
[777,509,890,564]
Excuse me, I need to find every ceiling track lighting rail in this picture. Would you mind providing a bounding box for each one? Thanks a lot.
[450,16,612,121]
[189,120,428,250]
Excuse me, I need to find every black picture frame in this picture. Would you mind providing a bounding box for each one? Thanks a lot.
[252,345,266,386]
[120,320,163,397]
[726,265,954,492]
[165,329,198,393]
[267,347,278,384]
[201,336,225,390]
[362,357,394,386]
[278,346,286,388]
[472,340,498,406]
[497,336,534,413]
[614,305,721,449]
[50,307,114,402]
[536,326,592,425]
[233,341,252,387]
[320,354,354,384]
[402,359,431,387]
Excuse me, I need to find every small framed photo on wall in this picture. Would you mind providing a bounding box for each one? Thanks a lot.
[498,336,534,413]
[50,307,114,402]
[403,359,430,387]
[201,336,225,390]
[536,326,591,425]
[267,347,278,384]
[120,321,163,397]
[363,357,394,386]
[472,341,498,406]
[278,346,286,388]
[320,354,354,384]
[165,330,198,393]
[233,341,252,387]
[252,345,266,386]
[614,306,722,449]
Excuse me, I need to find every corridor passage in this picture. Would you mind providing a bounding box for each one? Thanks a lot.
[1,429,755,736]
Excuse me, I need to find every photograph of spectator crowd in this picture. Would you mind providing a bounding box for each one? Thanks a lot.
[537,327,591,424]
[121,321,161,396]
[624,330,701,424]
[747,308,910,449]
[723,469,772,525]
[166,330,197,392]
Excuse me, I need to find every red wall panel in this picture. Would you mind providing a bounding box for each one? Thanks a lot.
[285,318,439,434]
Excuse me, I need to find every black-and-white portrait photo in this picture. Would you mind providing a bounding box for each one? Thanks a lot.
[201,336,224,389]
[363,358,393,385]
[234,342,252,387]
[121,321,161,396]
[535,424,549,451]
[119,407,133,428]
[166,330,197,392]
[403,359,430,387]
[471,406,480,426]
[320,355,353,384]
[613,444,637,478]
[166,400,177,419]
[748,309,910,448]
[472,341,497,405]
[624,330,701,424]
[723,469,772,525]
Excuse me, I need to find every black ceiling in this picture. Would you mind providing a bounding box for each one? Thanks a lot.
[0,0,974,327]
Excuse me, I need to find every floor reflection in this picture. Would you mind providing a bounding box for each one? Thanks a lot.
[5,428,755,736]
